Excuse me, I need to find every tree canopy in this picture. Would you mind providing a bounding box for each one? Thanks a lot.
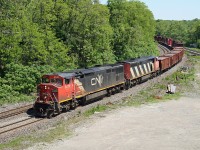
[108,0,158,61]
[156,19,200,47]
[0,0,157,105]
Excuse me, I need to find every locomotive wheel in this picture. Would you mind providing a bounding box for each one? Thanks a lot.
[116,87,120,93]
[125,84,130,90]
[111,88,116,95]
[70,99,78,110]
[47,110,54,119]
[107,89,111,97]
[34,110,41,118]
[79,97,86,106]
[62,104,70,112]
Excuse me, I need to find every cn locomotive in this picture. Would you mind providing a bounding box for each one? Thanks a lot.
[34,36,184,118]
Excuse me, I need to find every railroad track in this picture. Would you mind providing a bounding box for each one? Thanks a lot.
[158,44,170,54]
[0,117,44,135]
[0,104,33,120]
[185,48,200,56]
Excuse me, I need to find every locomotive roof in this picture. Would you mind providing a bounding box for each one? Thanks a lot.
[122,56,155,63]
[47,63,123,79]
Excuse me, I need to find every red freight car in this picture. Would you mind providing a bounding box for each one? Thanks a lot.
[163,53,177,66]
[173,48,184,59]
[157,56,171,72]
[170,50,182,62]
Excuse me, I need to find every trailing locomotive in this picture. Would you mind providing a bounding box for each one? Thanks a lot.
[34,36,184,118]
[123,56,159,89]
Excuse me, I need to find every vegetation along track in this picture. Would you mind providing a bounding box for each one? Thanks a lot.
[0,104,33,120]
[185,48,200,56]
[0,117,44,135]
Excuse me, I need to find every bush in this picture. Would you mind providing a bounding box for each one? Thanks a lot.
[0,63,56,105]
[2,63,55,94]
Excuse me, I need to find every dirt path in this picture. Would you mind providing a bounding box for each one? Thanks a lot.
[29,96,200,150]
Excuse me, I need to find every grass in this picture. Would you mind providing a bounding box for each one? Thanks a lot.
[1,54,199,150]
[83,105,109,117]
[0,121,72,150]
[0,94,34,106]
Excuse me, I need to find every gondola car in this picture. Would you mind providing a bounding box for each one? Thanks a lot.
[157,56,171,72]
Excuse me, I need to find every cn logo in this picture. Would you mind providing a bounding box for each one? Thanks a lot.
[91,74,103,86]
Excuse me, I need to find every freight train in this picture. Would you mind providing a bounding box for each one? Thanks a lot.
[34,36,184,118]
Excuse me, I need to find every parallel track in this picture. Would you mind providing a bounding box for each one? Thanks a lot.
[185,48,200,56]
[0,117,44,135]
[0,104,33,120]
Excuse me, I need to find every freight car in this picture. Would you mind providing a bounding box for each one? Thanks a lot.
[157,56,171,72]
[34,36,184,118]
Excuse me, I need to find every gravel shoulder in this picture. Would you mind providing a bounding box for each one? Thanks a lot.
[28,96,200,150]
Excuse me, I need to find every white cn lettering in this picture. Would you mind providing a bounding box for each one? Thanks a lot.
[91,78,97,86]
[91,74,103,86]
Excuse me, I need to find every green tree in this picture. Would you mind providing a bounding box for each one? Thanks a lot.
[156,19,200,46]
[27,0,74,70]
[0,0,23,76]
[56,0,115,67]
[108,0,157,61]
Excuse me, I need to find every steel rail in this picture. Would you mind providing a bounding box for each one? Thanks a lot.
[0,118,44,135]
[0,104,33,119]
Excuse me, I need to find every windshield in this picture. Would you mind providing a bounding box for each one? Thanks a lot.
[42,77,63,86]
[42,77,50,83]
[50,78,62,85]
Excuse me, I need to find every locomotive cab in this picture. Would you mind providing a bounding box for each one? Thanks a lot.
[34,74,74,118]
[37,75,63,103]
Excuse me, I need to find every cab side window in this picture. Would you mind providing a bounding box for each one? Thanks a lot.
[65,79,70,84]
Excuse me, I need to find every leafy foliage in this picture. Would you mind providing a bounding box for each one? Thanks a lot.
[55,0,115,67]
[156,19,200,47]
[108,0,158,61]
[0,63,55,105]
[0,0,157,105]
